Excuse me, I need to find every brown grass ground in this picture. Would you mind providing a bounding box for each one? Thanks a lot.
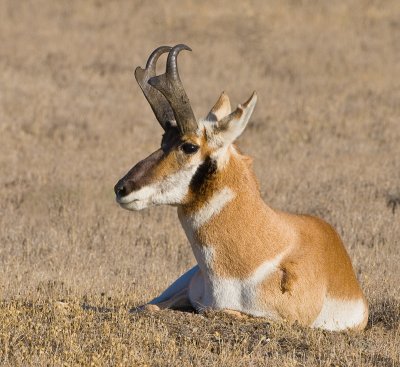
[0,1,399,365]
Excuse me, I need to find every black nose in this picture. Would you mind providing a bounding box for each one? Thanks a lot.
[114,180,132,198]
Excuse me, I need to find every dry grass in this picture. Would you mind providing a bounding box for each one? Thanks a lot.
[0,0,399,365]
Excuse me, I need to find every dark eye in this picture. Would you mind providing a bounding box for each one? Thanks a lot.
[180,143,200,154]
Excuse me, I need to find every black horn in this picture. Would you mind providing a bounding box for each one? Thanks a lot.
[134,46,175,130]
[148,44,198,135]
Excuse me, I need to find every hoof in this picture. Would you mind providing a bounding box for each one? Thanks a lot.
[131,303,161,313]
[143,304,161,312]
[222,309,249,319]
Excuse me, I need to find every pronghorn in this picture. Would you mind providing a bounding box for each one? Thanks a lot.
[114,44,368,331]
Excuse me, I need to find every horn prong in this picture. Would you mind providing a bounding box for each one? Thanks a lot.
[149,44,197,135]
[135,46,175,130]
[146,45,171,70]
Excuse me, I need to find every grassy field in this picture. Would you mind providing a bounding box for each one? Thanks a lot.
[0,0,399,365]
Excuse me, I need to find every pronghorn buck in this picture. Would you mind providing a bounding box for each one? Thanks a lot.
[114,44,368,331]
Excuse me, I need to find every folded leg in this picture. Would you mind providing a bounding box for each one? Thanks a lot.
[140,265,199,311]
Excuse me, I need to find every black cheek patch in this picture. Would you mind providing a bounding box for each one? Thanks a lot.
[190,156,217,193]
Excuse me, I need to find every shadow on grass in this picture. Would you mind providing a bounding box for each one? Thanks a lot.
[82,298,400,332]
[81,302,115,313]
[80,302,196,314]
[367,298,400,330]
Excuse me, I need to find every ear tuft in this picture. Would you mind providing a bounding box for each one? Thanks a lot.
[206,91,232,121]
[211,91,257,146]
[241,91,257,110]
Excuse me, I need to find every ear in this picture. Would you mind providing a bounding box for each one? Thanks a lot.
[206,91,231,121]
[213,92,257,145]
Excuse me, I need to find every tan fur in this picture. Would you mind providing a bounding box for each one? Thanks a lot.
[181,150,368,329]
[152,151,181,178]
[183,154,287,278]
[149,135,201,184]
[118,91,368,330]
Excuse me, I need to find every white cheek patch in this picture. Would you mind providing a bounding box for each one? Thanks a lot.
[189,187,235,229]
[120,199,150,211]
[312,297,367,331]
[151,164,199,205]
[117,185,157,204]
[118,164,200,211]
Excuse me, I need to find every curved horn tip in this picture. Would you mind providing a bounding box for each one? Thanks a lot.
[145,45,172,69]
[173,44,192,52]
[166,44,192,79]
[168,44,192,62]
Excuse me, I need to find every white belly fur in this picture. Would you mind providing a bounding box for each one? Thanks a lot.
[189,268,367,330]
[188,245,285,320]
[188,271,279,319]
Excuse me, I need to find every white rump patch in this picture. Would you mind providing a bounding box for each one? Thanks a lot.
[312,297,367,331]
[189,187,235,229]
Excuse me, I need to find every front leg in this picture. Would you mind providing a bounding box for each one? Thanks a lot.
[144,287,192,311]
[136,265,199,312]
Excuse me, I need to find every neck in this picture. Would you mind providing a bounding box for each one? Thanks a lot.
[178,149,284,279]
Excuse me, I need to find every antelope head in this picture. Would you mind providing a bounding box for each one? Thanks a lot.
[114,44,257,210]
